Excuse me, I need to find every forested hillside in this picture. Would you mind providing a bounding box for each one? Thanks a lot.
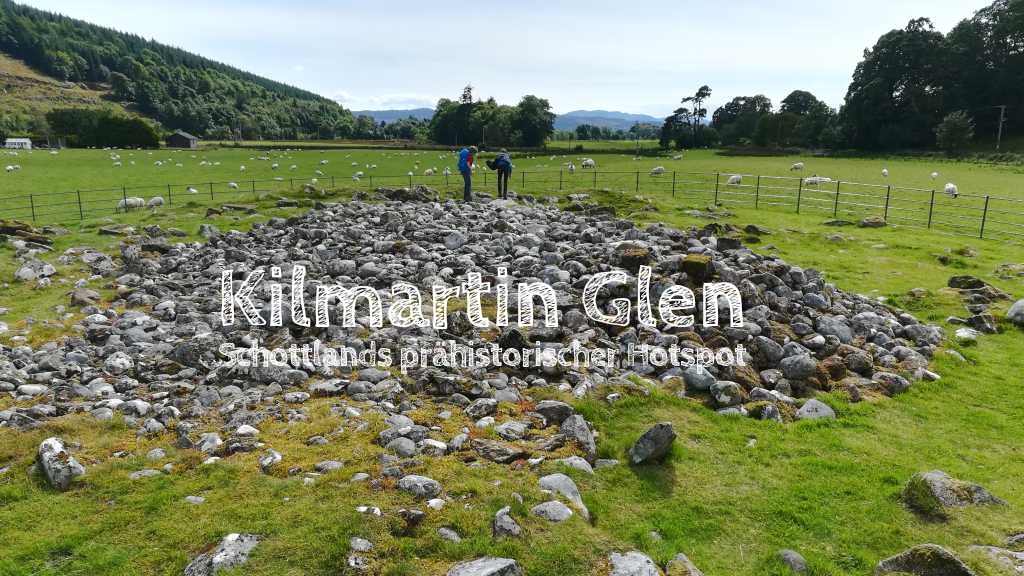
[0,0,352,139]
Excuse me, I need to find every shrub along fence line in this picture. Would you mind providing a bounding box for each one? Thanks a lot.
[0,170,1020,243]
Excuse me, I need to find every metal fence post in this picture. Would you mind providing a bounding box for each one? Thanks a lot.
[251,180,256,194]
[209,181,214,200]
[927,190,935,228]
[29,193,36,222]
[671,171,676,197]
[980,195,990,238]
[167,183,172,205]
[593,169,597,190]
[883,185,891,220]
[331,175,335,188]
[559,169,563,191]
[714,172,720,204]
[635,170,640,192]
[833,181,841,217]
[754,175,761,208]
[796,178,803,213]
[522,170,526,189]
[76,190,83,220]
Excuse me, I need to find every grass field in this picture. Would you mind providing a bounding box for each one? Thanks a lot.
[1,149,1023,575]
[3,147,1024,241]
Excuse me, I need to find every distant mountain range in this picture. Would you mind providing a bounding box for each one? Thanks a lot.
[353,108,663,131]
[352,108,434,123]
[553,110,662,131]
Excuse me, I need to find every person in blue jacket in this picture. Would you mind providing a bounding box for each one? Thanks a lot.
[457,145,478,202]
[494,149,513,199]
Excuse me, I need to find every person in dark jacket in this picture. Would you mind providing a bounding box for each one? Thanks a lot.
[494,149,513,199]
[457,145,478,202]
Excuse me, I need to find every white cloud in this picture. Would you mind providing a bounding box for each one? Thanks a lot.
[333,91,439,111]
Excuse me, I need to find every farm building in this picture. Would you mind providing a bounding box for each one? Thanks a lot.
[166,130,198,149]
[4,138,32,150]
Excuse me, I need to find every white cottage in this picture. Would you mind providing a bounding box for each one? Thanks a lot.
[4,138,32,150]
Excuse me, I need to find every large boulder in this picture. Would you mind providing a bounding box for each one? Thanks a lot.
[628,422,676,464]
[447,557,523,576]
[37,437,85,491]
[538,473,588,519]
[608,551,663,576]
[560,415,597,462]
[182,533,260,576]
[665,553,704,576]
[874,544,975,576]
[397,475,442,499]
[902,470,1003,517]
[1007,299,1024,326]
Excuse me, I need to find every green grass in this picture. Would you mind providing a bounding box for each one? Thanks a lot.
[5,148,1024,242]
[1,152,1023,575]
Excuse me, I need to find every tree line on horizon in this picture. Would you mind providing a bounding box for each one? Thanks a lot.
[660,0,1024,154]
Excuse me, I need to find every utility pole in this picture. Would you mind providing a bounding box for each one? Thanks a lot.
[995,105,1007,151]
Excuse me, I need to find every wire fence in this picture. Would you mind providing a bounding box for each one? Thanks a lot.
[1,170,1022,242]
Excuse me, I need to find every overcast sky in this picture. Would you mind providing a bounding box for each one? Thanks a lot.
[21,0,991,117]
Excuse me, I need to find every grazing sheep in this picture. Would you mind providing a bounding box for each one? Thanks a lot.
[931,171,939,179]
[310,178,319,185]
[240,165,246,172]
[351,161,359,166]
[146,196,164,209]
[881,168,889,178]
[4,165,14,173]
[228,182,239,190]
[649,166,666,176]
[154,161,163,166]
[672,154,683,160]
[187,187,198,194]
[271,163,279,170]
[320,159,329,165]
[115,196,145,213]
[803,175,833,186]
[944,182,959,198]
[790,162,805,171]
[567,162,576,174]
[352,175,361,182]
[354,171,364,178]
[581,158,596,169]
[726,174,743,186]
[315,170,324,176]
[113,161,122,167]
[407,171,414,176]
[289,164,297,171]
[424,168,436,176]
[442,167,452,176]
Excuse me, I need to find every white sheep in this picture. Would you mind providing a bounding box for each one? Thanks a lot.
[581,158,596,169]
[944,183,959,198]
[115,196,145,213]
[271,163,279,170]
[351,161,358,166]
[803,176,833,186]
[354,171,364,178]
[240,165,246,172]
[187,187,198,194]
[315,170,324,176]
[931,171,939,179]
[672,154,683,160]
[4,165,14,173]
[146,196,164,209]
[881,168,889,178]
[113,161,122,167]
[790,162,805,171]
[228,182,239,190]
[320,159,329,165]
[289,164,297,171]
[407,171,414,176]
[352,175,361,182]
[568,163,576,174]
[727,174,743,186]
[442,167,452,176]
[650,166,666,176]
[424,168,436,176]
